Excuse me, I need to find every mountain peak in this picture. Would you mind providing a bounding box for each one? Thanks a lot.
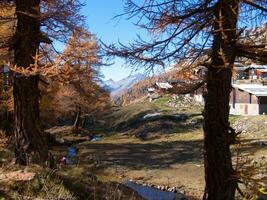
[104,73,145,97]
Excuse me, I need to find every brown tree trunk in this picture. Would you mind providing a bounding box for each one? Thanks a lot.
[203,0,238,199]
[81,116,87,129]
[13,0,50,165]
[73,105,81,133]
[13,76,49,165]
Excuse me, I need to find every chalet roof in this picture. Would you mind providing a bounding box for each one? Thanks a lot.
[156,82,173,89]
[147,87,155,92]
[233,83,267,96]
[234,64,267,71]
[250,64,267,69]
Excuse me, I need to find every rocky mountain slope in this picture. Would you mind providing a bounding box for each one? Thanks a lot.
[104,73,145,97]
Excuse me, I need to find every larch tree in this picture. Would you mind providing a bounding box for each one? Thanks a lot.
[4,0,86,166]
[105,0,267,199]
[12,0,50,166]
[52,29,110,133]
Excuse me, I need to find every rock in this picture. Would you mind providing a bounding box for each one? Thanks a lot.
[55,137,65,144]
[143,113,162,119]
[179,189,186,195]
[251,160,258,165]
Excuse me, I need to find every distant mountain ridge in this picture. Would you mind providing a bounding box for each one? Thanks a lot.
[104,73,146,97]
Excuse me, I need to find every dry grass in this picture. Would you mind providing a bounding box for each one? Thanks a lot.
[0,164,144,200]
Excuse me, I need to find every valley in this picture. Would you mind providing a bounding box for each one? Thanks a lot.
[1,95,266,199]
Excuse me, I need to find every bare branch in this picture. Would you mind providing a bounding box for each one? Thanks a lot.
[242,0,267,12]
[236,45,267,63]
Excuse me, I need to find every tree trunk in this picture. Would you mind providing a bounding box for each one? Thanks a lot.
[13,76,49,165]
[81,116,87,129]
[73,105,81,133]
[13,0,50,165]
[203,0,238,200]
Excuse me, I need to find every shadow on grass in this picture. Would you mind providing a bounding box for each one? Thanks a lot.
[77,138,265,171]
[78,139,204,170]
[234,139,267,156]
[58,174,143,200]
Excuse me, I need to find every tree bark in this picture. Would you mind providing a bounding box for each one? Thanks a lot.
[203,0,238,199]
[13,76,49,165]
[81,116,87,129]
[73,105,81,133]
[13,0,50,165]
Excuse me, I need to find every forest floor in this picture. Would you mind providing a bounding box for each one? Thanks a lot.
[0,95,267,199]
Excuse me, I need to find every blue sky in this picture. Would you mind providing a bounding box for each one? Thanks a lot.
[82,0,147,81]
